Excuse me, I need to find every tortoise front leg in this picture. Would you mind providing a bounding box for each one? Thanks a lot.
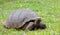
[25,22,34,30]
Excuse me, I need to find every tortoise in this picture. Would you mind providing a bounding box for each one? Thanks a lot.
[2,8,46,30]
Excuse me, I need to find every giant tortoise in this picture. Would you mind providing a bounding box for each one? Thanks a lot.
[2,8,46,30]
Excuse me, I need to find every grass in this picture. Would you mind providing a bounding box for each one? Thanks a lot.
[0,0,60,35]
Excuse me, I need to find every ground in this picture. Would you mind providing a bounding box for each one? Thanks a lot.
[0,0,60,35]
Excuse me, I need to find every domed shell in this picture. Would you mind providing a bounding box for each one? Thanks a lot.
[5,9,41,29]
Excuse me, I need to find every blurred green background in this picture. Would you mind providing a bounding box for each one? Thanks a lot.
[0,0,60,35]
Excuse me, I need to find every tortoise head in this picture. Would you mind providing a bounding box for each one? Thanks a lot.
[35,17,46,29]
[38,22,46,29]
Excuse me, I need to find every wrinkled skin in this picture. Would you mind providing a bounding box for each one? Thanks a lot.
[2,9,46,30]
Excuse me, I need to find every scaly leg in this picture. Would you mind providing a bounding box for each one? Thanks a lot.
[25,22,34,30]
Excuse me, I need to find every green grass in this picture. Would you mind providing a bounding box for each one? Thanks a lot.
[0,0,60,35]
